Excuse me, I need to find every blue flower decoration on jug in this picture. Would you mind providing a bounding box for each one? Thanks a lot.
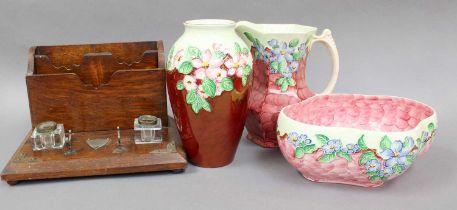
[287,61,299,73]
[244,32,309,92]
[270,40,295,62]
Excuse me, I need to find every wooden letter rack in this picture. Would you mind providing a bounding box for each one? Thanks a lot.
[1,41,187,185]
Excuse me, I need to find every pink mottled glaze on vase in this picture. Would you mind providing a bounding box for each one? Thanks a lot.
[277,94,437,187]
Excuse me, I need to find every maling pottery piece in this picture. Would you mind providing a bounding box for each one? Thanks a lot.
[277,94,437,187]
[235,21,340,148]
[167,19,253,167]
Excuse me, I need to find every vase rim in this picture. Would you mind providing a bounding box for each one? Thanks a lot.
[184,19,235,27]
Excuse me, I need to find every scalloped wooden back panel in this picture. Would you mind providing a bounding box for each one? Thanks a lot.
[26,41,168,132]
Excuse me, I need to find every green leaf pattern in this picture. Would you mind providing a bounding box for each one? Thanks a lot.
[337,151,352,161]
[319,153,336,163]
[220,77,234,91]
[176,80,184,90]
[178,61,193,74]
[234,42,242,54]
[243,32,255,42]
[357,135,368,150]
[186,46,201,59]
[295,147,306,158]
[316,134,329,145]
[380,135,392,150]
[201,78,216,98]
[185,90,198,104]
[289,38,299,47]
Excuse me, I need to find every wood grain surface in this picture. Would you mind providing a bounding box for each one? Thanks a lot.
[1,117,187,185]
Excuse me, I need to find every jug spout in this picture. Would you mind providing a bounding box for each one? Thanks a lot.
[235,21,260,46]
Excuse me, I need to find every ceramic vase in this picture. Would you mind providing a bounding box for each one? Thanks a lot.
[166,19,253,167]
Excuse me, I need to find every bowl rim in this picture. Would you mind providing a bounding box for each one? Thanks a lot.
[278,93,437,135]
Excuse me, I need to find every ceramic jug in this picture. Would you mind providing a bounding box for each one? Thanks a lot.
[235,21,339,148]
[166,19,253,167]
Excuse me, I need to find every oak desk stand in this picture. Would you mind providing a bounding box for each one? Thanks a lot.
[1,41,187,185]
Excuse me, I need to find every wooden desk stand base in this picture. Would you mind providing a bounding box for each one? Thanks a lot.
[1,120,187,185]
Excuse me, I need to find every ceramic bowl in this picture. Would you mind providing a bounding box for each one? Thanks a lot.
[277,94,437,187]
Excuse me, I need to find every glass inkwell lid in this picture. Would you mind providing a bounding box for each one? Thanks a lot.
[31,121,66,151]
[134,115,162,144]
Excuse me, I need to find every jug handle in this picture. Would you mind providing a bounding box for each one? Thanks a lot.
[307,29,339,95]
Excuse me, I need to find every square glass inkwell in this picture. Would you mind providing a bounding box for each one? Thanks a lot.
[31,121,66,151]
[134,115,162,144]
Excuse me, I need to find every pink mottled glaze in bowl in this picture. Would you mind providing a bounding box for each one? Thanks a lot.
[277,94,437,187]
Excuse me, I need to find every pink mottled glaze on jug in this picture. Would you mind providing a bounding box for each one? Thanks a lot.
[277,94,437,187]
[246,56,313,148]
